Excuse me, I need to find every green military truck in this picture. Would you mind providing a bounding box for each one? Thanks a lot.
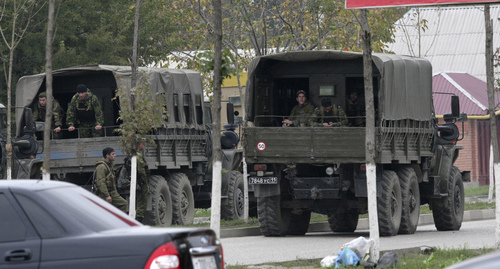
[6,65,244,226]
[243,50,469,236]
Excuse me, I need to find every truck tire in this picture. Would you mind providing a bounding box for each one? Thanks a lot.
[287,210,311,235]
[169,173,195,225]
[397,167,420,234]
[378,170,402,236]
[257,195,291,236]
[222,170,244,220]
[327,210,359,233]
[432,166,464,231]
[146,175,172,226]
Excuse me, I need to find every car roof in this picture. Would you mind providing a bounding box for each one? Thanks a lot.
[0,179,76,191]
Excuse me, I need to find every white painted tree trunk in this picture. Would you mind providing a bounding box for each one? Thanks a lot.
[210,161,222,236]
[495,162,500,249]
[489,144,494,203]
[129,155,137,219]
[366,163,379,262]
[243,157,249,222]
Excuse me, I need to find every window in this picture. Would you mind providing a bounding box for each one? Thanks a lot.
[0,194,27,242]
[16,194,65,238]
[319,85,335,96]
[195,95,203,125]
[183,94,191,124]
[228,96,241,106]
[173,94,180,122]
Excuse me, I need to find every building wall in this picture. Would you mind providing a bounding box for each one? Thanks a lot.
[451,119,478,182]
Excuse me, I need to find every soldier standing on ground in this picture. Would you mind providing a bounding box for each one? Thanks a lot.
[310,98,348,127]
[66,84,104,138]
[282,90,315,127]
[94,147,128,213]
[33,92,64,139]
[134,141,149,223]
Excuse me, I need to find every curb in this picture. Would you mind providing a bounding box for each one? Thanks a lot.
[220,209,495,238]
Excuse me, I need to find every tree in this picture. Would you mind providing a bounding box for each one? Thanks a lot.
[42,0,56,181]
[359,8,379,262]
[210,0,223,238]
[0,0,45,179]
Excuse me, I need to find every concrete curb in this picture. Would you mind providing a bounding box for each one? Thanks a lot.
[220,209,495,238]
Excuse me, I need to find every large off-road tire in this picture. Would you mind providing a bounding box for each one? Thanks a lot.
[378,170,402,236]
[221,170,244,220]
[328,210,359,233]
[257,195,292,236]
[145,175,172,226]
[287,211,311,235]
[397,167,420,234]
[432,166,464,231]
[169,173,195,225]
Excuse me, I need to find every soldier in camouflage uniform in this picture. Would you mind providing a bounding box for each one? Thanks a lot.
[66,84,104,138]
[309,98,348,127]
[33,92,64,139]
[282,90,315,127]
[134,142,149,223]
[94,147,128,213]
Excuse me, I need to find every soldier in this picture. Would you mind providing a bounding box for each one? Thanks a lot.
[134,141,149,223]
[346,92,364,127]
[282,90,315,127]
[310,98,348,127]
[33,92,64,139]
[66,84,104,138]
[93,147,128,213]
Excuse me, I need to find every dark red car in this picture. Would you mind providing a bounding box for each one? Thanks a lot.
[0,180,223,269]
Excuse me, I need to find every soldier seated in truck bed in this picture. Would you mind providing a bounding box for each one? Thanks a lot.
[282,90,315,127]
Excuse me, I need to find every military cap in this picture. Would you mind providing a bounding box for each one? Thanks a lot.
[77,84,88,93]
[38,92,47,98]
[102,147,114,157]
[296,90,307,97]
[321,98,332,107]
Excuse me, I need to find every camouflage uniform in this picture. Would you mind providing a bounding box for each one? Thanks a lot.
[309,105,348,127]
[66,90,104,138]
[94,158,128,213]
[135,152,149,222]
[346,98,364,127]
[287,101,315,127]
[33,95,64,139]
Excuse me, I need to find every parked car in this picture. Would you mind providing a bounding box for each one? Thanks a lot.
[445,251,500,269]
[0,180,224,269]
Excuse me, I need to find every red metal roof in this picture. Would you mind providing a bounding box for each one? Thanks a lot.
[433,72,500,116]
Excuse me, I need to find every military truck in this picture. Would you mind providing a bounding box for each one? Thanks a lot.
[8,65,244,226]
[243,50,469,236]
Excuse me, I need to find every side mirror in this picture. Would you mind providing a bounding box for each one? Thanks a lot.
[23,107,35,135]
[451,95,460,118]
[226,102,235,125]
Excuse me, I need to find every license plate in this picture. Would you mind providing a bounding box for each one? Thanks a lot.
[192,255,217,269]
[249,177,278,184]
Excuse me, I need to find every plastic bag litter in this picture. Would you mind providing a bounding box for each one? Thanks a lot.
[320,255,337,267]
[342,236,374,262]
[335,247,360,268]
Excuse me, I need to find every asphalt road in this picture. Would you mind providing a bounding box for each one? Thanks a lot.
[221,218,497,266]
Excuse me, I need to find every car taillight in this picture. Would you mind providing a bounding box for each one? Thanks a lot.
[360,164,366,171]
[220,243,225,269]
[144,242,180,269]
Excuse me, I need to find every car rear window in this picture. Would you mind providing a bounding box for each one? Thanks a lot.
[38,186,139,232]
[0,194,27,242]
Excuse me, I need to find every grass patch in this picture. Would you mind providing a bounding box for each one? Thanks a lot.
[465,185,490,197]
[226,247,494,269]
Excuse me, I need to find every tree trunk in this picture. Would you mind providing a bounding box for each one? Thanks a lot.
[42,0,56,181]
[484,5,500,249]
[131,0,140,89]
[360,9,379,262]
[210,0,223,237]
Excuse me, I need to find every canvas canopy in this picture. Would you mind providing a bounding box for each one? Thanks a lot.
[245,50,433,122]
[15,65,204,134]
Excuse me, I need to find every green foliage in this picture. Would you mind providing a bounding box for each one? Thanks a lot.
[113,72,167,155]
